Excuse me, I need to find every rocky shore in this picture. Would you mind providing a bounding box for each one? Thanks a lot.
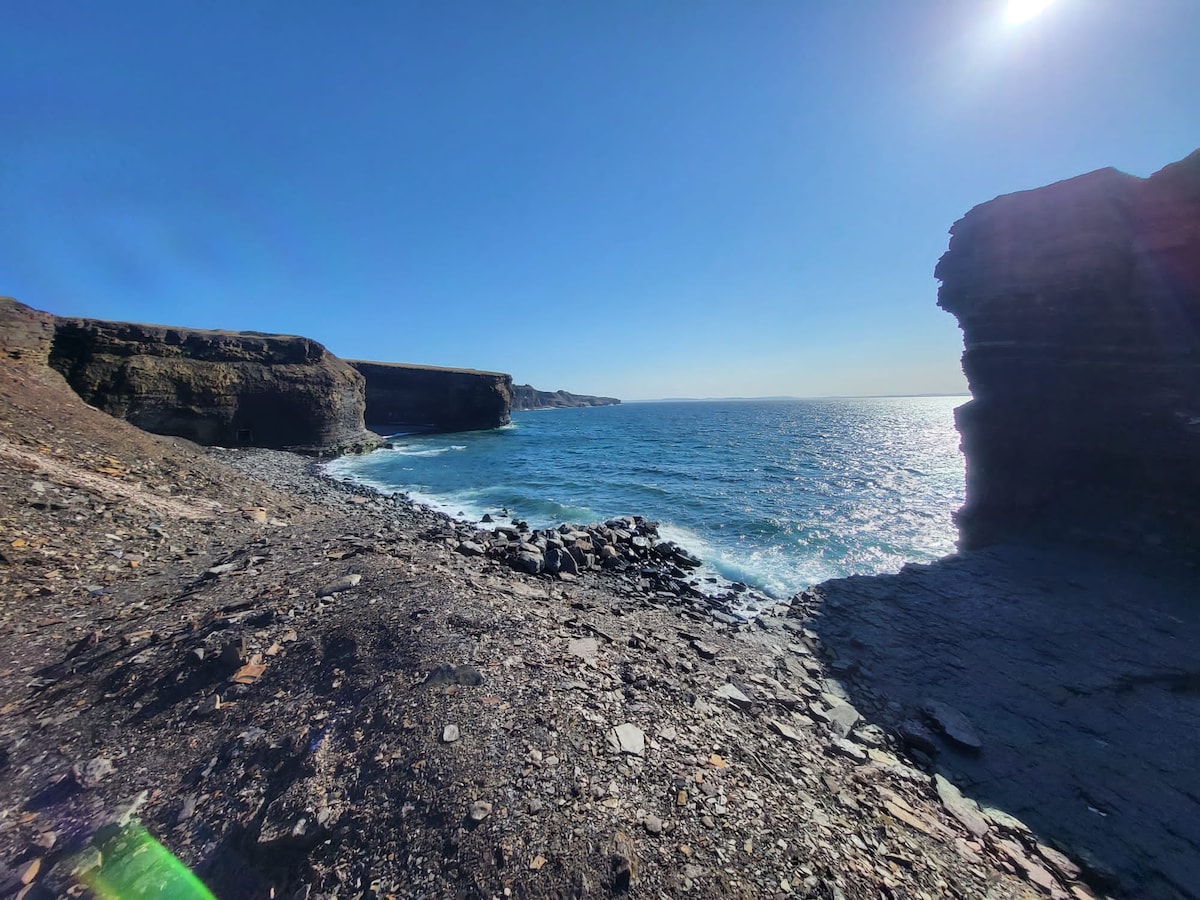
[0,354,1081,898]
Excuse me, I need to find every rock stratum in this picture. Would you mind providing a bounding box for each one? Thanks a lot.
[512,384,620,411]
[349,360,512,434]
[2,298,533,451]
[936,148,1200,555]
[46,313,375,453]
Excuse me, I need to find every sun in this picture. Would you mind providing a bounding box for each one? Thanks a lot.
[1005,0,1054,24]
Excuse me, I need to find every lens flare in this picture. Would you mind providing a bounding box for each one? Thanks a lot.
[81,824,216,900]
[1006,0,1053,24]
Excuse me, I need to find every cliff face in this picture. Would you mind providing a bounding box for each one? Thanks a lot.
[49,318,375,452]
[0,297,56,363]
[349,361,512,434]
[511,384,620,411]
[936,149,1200,554]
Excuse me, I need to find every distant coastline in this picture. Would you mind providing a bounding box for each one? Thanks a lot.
[628,392,971,403]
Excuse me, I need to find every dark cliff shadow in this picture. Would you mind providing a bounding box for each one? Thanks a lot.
[804,543,1200,899]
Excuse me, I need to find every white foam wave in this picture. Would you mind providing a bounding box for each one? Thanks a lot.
[657,521,826,605]
[386,444,466,457]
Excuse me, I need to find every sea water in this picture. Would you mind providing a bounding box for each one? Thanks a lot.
[325,397,966,600]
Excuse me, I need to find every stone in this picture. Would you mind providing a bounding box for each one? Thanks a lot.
[692,640,720,660]
[607,723,646,756]
[826,701,861,737]
[768,718,805,743]
[567,637,599,664]
[469,800,492,822]
[231,662,267,684]
[898,719,939,755]
[850,724,888,747]
[933,775,990,838]
[195,694,222,717]
[643,814,663,834]
[982,805,1031,835]
[516,550,544,575]
[442,724,460,743]
[1036,843,1082,882]
[830,738,867,761]
[714,683,754,712]
[922,701,982,751]
[17,858,40,885]
[995,838,1062,894]
[424,664,484,687]
[317,573,362,597]
[63,846,103,878]
[457,541,486,556]
[73,756,115,788]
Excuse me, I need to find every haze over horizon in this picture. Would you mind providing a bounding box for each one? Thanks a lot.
[3,1,1197,401]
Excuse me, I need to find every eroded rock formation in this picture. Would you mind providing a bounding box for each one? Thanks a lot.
[48,317,375,452]
[349,360,512,434]
[936,148,1200,554]
[511,384,620,410]
[0,297,56,363]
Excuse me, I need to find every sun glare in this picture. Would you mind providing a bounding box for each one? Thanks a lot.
[1006,0,1053,24]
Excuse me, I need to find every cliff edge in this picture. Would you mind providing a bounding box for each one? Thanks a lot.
[936,148,1200,555]
[349,360,512,434]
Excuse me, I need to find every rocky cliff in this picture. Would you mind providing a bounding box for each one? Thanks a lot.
[0,297,56,363]
[511,384,620,410]
[48,316,376,452]
[936,148,1200,554]
[349,361,512,433]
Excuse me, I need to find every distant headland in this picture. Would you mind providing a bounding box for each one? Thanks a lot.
[0,298,619,451]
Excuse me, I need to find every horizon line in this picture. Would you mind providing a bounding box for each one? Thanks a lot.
[621,392,972,403]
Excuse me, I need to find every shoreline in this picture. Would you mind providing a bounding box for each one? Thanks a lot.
[318,451,786,621]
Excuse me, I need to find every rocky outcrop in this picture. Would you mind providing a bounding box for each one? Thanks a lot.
[511,384,620,410]
[349,361,512,434]
[936,148,1200,555]
[48,317,376,452]
[0,297,56,363]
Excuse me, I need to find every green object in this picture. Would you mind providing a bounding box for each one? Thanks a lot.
[83,824,216,900]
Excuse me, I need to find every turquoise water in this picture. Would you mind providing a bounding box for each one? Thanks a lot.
[326,397,966,599]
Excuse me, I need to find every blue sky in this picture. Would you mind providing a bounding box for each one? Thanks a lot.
[2,1,1197,400]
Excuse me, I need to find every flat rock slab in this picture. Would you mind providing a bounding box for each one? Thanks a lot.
[607,723,645,756]
[922,701,982,751]
[809,543,1200,897]
[567,637,599,664]
[934,775,990,838]
[714,683,754,712]
[317,573,361,597]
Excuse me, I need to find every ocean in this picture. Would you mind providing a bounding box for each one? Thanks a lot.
[325,397,967,601]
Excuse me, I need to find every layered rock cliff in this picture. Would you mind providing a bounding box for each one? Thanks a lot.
[511,384,620,410]
[48,317,375,452]
[349,361,512,434]
[0,297,57,363]
[936,148,1200,554]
